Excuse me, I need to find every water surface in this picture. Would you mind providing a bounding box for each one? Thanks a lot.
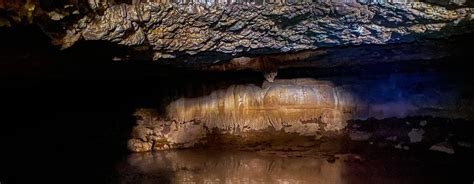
[117,149,473,184]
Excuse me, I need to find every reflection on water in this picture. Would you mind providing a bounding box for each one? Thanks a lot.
[117,149,471,184]
[121,150,346,183]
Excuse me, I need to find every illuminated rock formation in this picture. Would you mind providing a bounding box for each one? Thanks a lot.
[167,79,350,132]
[129,78,350,151]
[128,76,474,152]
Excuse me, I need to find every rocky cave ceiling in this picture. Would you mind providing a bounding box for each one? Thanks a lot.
[2,0,474,80]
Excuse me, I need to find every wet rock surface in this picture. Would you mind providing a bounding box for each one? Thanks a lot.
[430,141,455,154]
[119,117,474,183]
[61,2,474,61]
[2,1,474,63]
[127,73,474,152]
[128,115,474,154]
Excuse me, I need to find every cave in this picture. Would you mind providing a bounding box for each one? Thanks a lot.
[2,0,474,183]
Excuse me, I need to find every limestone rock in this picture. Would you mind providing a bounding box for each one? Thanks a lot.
[408,128,425,143]
[430,142,455,154]
[426,0,474,7]
[349,130,372,141]
[127,75,474,151]
[54,2,474,60]
[457,141,474,148]
[2,1,474,63]
[420,120,428,126]
[127,139,153,152]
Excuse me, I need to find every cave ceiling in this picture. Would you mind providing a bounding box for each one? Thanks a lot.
[1,0,474,68]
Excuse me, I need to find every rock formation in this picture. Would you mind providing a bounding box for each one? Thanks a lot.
[3,0,474,152]
[2,0,474,63]
[128,75,474,152]
[59,1,474,61]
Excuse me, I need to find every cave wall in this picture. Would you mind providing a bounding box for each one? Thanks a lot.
[128,74,474,152]
[3,0,474,153]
